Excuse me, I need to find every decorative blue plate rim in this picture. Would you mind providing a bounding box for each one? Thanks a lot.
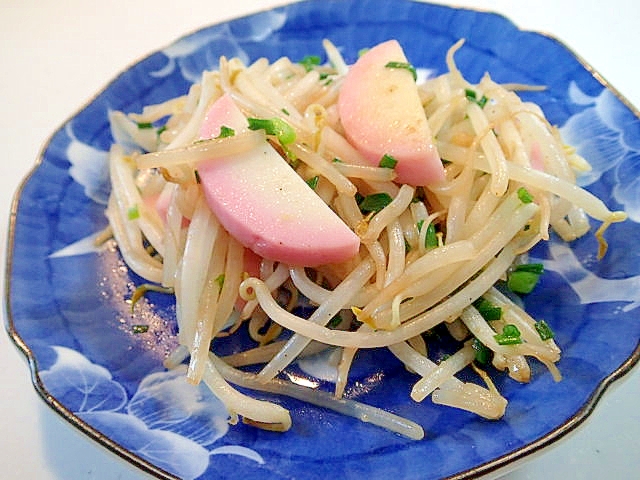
[5,1,640,479]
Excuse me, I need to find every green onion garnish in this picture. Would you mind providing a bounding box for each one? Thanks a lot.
[472,338,492,364]
[507,263,544,294]
[385,61,417,81]
[494,324,523,345]
[328,314,343,328]
[379,154,398,169]
[306,175,320,190]
[136,122,154,129]
[215,125,235,139]
[299,55,322,72]
[534,319,555,341]
[473,298,502,321]
[425,222,438,249]
[465,88,488,108]
[132,324,149,334]
[517,186,534,204]
[127,204,140,220]
[417,219,439,249]
[215,274,225,290]
[514,263,544,274]
[358,192,393,213]
[247,117,296,145]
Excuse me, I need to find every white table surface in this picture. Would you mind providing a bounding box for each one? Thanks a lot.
[1,1,638,479]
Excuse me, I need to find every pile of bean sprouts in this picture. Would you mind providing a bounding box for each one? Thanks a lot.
[104,39,626,440]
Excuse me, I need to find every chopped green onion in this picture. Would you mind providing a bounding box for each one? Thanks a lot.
[494,324,523,345]
[132,324,149,334]
[473,298,502,321]
[507,263,544,294]
[332,157,343,163]
[215,125,235,139]
[136,122,154,129]
[247,117,296,145]
[379,154,398,169]
[517,186,534,204]
[507,271,541,294]
[328,314,343,328]
[417,219,438,249]
[358,48,370,57]
[306,175,320,190]
[424,222,438,249]
[299,55,322,72]
[385,61,417,81]
[503,324,521,337]
[127,204,140,220]
[514,263,544,274]
[472,338,492,364]
[358,192,393,213]
[215,274,225,290]
[156,125,167,136]
[534,319,555,341]
[465,88,488,108]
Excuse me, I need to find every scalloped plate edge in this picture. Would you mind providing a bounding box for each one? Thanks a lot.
[3,1,640,479]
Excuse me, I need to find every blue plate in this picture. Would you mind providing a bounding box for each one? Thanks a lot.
[6,1,640,479]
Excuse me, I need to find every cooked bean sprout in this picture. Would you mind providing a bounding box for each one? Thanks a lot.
[105,39,626,439]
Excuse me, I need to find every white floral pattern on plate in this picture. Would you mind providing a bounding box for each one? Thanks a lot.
[42,346,263,479]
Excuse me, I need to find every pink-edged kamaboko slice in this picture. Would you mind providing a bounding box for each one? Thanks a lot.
[196,94,360,267]
[338,40,444,186]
